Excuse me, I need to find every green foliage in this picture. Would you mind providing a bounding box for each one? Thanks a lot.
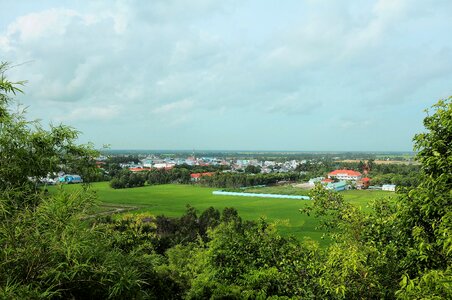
[110,169,147,189]
[397,268,452,299]
[302,184,365,240]
[394,97,452,290]
[0,63,146,299]
[184,219,323,299]
[301,96,452,299]
[0,63,98,206]
[147,167,191,185]
[202,172,300,188]
[413,97,452,179]
[245,165,261,174]
[104,212,157,253]
[301,186,401,298]
[0,189,145,299]
[0,62,25,118]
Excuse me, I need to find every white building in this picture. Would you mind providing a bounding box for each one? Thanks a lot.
[382,184,396,191]
[328,169,362,181]
[308,177,325,186]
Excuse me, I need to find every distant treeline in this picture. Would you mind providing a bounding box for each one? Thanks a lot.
[101,150,415,162]
[110,168,191,189]
[200,172,300,188]
[109,168,300,189]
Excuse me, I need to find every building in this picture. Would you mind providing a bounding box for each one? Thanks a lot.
[326,181,348,191]
[321,178,334,184]
[356,177,371,189]
[328,169,362,181]
[190,172,214,182]
[129,167,151,173]
[382,184,396,191]
[308,177,325,186]
[153,163,175,169]
[58,174,83,184]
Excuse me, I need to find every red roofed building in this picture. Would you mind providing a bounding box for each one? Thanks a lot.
[328,169,362,181]
[129,167,152,173]
[190,172,214,181]
[357,177,371,189]
[95,161,106,168]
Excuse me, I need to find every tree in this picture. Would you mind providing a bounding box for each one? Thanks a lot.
[245,165,261,174]
[396,97,452,298]
[301,97,452,299]
[0,63,98,207]
[366,159,375,171]
[0,63,146,298]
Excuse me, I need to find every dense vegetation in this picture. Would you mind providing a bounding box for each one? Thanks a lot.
[200,172,300,188]
[109,167,300,190]
[1,63,451,298]
[110,169,147,189]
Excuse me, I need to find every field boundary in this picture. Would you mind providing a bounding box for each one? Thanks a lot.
[213,190,310,200]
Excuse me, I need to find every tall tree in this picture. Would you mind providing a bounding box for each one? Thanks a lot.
[396,97,452,298]
[0,63,145,298]
[0,62,98,207]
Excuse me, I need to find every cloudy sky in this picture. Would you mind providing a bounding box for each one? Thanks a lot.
[1,0,451,151]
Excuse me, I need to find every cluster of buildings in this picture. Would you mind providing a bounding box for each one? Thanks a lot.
[113,155,304,174]
[38,173,83,185]
[308,169,396,192]
[99,154,399,192]
[120,155,230,173]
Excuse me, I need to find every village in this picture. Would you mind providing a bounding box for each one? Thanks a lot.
[90,154,398,192]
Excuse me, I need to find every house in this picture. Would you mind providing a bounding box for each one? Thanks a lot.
[58,174,83,184]
[321,178,334,184]
[356,177,371,189]
[326,181,347,191]
[328,169,362,181]
[190,172,214,182]
[185,156,197,166]
[95,161,106,168]
[141,159,153,168]
[308,177,324,186]
[153,163,175,169]
[129,167,151,173]
[382,184,396,192]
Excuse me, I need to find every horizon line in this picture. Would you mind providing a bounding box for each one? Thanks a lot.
[100,149,415,154]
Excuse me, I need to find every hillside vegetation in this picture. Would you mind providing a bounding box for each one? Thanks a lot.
[57,182,391,244]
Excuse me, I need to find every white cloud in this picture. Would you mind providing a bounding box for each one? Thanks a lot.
[6,9,80,42]
[56,105,121,122]
[152,99,195,114]
[0,0,451,150]
[345,0,408,51]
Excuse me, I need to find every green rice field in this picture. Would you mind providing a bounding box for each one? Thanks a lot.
[57,182,395,245]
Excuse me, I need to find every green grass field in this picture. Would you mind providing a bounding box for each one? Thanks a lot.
[238,185,311,196]
[57,182,395,245]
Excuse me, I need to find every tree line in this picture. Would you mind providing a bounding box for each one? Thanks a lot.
[200,172,300,188]
[109,168,301,189]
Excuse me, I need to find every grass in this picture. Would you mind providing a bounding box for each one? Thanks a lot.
[238,185,310,196]
[57,182,395,245]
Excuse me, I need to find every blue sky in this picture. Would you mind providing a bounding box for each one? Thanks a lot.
[1,0,451,151]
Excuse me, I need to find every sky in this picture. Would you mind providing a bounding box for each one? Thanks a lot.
[1,0,451,151]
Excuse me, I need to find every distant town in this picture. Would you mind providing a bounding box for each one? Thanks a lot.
[59,151,419,192]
